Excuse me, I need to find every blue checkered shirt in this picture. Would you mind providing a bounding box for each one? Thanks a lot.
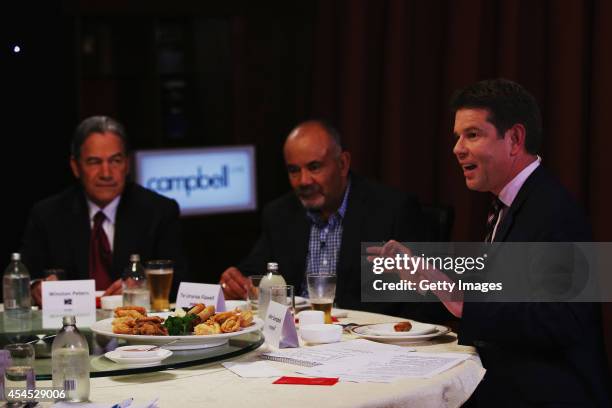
[300,179,351,296]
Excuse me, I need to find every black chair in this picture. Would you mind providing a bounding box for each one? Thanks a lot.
[421,205,454,242]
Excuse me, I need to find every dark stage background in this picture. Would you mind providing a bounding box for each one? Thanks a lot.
[3,0,612,365]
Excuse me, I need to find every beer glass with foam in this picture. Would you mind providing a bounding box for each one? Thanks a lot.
[145,260,173,311]
[306,273,336,324]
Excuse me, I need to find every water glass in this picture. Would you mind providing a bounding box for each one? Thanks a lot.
[247,275,264,311]
[269,285,295,316]
[145,260,173,311]
[3,343,35,402]
[307,274,337,323]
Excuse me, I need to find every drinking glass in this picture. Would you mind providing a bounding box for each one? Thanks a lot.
[247,275,264,312]
[145,260,173,311]
[307,274,337,323]
[269,285,295,316]
[3,343,35,404]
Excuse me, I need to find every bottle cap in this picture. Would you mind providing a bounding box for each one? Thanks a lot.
[62,315,76,326]
[267,262,278,272]
[129,254,141,262]
[11,253,21,261]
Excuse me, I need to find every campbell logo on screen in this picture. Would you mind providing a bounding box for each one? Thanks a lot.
[146,165,229,196]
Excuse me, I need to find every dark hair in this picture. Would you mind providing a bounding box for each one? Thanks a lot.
[71,116,128,159]
[450,79,542,154]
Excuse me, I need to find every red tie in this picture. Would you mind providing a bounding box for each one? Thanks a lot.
[89,211,113,290]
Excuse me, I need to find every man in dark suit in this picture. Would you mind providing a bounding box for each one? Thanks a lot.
[219,120,436,317]
[22,116,186,305]
[452,79,610,406]
[376,79,610,406]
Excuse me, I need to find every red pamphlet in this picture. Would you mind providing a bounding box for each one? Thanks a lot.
[273,376,338,386]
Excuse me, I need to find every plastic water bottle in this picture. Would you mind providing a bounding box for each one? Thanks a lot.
[52,316,90,402]
[258,262,286,319]
[2,253,31,317]
[122,254,150,309]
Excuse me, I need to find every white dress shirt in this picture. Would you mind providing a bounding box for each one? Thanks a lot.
[87,195,121,252]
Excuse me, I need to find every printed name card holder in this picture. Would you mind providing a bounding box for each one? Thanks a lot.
[41,280,96,328]
[176,282,226,312]
[263,300,299,348]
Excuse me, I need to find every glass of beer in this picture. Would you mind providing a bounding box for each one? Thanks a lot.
[145,260,173,311]
[306,273,336,324]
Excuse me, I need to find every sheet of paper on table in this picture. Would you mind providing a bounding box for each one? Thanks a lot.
[298,351,473,383]
[260,338,413,367]
[222,360,285,378]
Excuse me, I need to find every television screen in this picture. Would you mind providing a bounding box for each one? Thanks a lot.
[134,145,257,216]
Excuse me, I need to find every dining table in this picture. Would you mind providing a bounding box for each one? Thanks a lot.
[25,308,485,408]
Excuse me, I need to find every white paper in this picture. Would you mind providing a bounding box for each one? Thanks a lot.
[222,361,285,378]
[300,351,472,383]
[42,280,96,328]
[175,282,226,311]
[263,301,299,348]
[261,338,409,366]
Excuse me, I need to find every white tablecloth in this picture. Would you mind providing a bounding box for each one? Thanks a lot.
[38,310,484,408]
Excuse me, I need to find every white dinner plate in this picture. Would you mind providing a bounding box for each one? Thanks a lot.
[364,321,438,336]
[351,321,451,343]
[105,348,172,366]
[91,313,264,350]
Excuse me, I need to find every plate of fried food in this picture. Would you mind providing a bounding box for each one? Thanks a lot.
[350,321,451,343]
[90,304,264,350]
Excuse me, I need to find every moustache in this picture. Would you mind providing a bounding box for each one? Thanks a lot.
[296,185,321,197]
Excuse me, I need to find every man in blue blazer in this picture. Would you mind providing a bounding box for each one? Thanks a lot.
[21,116,186,305]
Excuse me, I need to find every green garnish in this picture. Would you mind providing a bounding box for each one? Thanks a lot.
[163,314,199,335]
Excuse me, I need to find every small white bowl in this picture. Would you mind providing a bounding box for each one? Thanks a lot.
[297,310,325,326]
[299,324,342,344]
[115,345,161,358]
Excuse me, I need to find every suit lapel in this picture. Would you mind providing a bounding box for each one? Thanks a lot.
[337,178,366,294]
[69,188,91,280]
[113,186,134,281]
[290,199,310,280]
[495,166,543,243]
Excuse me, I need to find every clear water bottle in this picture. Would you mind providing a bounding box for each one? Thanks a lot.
[258,262,286,319]
[2,253,31,317]
[52,316,90,402]
[122,254,150,309]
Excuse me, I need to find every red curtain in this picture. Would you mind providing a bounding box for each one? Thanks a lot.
[308,0,612,242]
[306,0,612,366]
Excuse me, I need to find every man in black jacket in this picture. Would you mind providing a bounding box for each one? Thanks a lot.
[375,79,610,406]
[22,116,186,305]
[220,120,435,317]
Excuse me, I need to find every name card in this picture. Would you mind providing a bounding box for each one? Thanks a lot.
[176,282,226,312]
[263,300,299,348]
[42,280,96,328]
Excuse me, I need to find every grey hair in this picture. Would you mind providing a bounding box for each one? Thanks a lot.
[71,116,128,159]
